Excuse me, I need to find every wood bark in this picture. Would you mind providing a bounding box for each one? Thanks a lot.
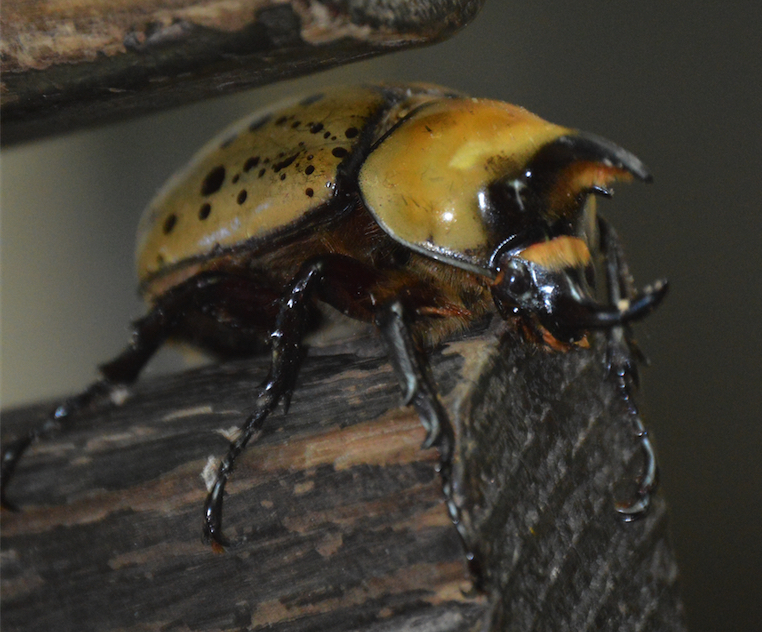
[0,323,685,631]
[0,0,486,145]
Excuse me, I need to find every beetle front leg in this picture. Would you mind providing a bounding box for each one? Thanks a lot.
[375,300,481,583]
[375,301,452,456]
[598,216,658,519]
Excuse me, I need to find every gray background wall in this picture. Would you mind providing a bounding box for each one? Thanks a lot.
[2,2,760,630]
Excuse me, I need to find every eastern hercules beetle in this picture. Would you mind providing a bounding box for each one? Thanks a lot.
[1,83,667,552]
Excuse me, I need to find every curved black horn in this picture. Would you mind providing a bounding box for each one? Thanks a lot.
[572,279,668,329]
[530,132,653,183]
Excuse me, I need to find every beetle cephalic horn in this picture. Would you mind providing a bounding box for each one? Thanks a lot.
[568,279,669,329]
[490,243,668,343]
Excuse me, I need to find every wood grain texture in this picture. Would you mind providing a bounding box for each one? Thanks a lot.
[0,323,686,631]
[0,0,486,144]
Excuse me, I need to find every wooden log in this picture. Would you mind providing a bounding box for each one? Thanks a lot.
[0,0,486,145]
[0,323,686,631]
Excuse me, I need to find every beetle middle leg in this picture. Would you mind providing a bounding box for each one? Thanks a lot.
[598,216,659,519]
[204,254,467,553]
[202,261,322,548]
[202,253,387,547]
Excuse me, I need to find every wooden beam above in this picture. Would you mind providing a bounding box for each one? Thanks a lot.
[0,0,486,144]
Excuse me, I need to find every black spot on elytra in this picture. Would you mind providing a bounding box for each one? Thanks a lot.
[332,147,348,158]
[232,174,240,183]
[280,174,286,181]
[345,127,359,139]
[310,122,324,134]
[249,114,272,132]
[305,165,315,175]
[220,134,237,149]
[307,154,314,160]
[300,93,324,106]
[305,188,314,197]
[275,116,288,126]
[323,131,331,139]
[244,157,260,171]
[237,190,247,204]
[163,214,177,234]
[258,168,266,178]
[201,166,226,196]
[199,203,211,220]
[292,121,301,129]
[273,153,299,172]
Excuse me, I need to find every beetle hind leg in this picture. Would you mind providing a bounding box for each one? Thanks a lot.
[598,216,658,520]
[0,275,202,510]
[1,381,115,510]
[0,271,276,512]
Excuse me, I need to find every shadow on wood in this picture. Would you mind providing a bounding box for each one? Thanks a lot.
[0,323,685,631]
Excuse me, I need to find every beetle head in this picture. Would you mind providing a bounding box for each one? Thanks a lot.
[487,132,667,342]
[491,237,667,342]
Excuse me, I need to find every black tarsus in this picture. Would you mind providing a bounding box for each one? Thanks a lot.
[1,380,113,510]
[598,216,660,520]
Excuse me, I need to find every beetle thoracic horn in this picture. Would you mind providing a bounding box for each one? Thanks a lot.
[547,132,653,182]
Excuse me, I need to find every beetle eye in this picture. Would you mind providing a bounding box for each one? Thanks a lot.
[502,261,532,298]
[506,269,530,296]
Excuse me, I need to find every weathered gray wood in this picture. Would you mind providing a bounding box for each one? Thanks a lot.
[450,326,686,631]
[0,323,685,631]
[0,0,485,145]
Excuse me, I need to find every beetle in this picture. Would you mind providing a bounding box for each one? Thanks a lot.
[1,83,667,553]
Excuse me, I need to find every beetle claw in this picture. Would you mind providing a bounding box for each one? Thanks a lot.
[615,493,651,521]
[401,378,417,407]
[421,423,441,451]
[612,398,659,521]
[616,445,658,521]
[203,479,234,550]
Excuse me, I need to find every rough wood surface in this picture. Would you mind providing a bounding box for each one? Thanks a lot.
[0,323,686,631]
[0,0,485,145]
